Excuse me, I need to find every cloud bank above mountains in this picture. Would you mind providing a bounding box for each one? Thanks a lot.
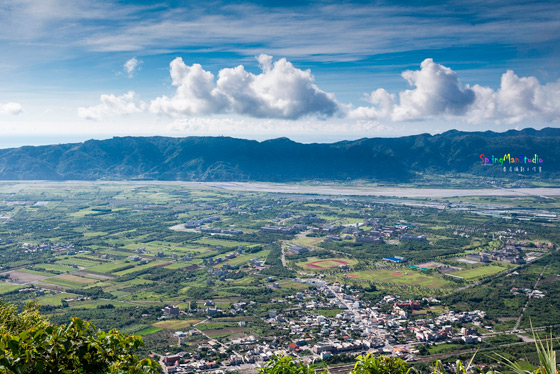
[78,91,146,120]
[349,58,560,124]
[149,55,339,120]
[76,55,560,126]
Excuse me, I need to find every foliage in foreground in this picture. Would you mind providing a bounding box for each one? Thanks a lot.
[0,300,160,374]
[260,342,558,374]
[258,354,412,374]
[492,327,558,374]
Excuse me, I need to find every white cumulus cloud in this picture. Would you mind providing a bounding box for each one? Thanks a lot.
[150,54,339,120]
[470,71,560,124]
[0,102,23,115]
[347,89,395,120]
[123,57,141,78]
[392,58,475,121]
[349,58,560,125]
[150,58,228,117]
[78,91,146,120]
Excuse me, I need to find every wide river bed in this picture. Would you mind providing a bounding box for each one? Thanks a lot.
[200,182,560,198]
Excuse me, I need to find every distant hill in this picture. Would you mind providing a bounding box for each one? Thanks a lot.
[0,128,558,181]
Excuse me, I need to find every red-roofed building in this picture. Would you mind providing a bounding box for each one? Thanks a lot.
[287,343,300,352]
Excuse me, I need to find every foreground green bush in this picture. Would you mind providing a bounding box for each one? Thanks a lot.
[352,354,411,374]
[0,300,160,374]
[258,354,412,374]
[260,343,558,374]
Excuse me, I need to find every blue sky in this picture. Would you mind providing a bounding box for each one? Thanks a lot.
[0,0,559,145]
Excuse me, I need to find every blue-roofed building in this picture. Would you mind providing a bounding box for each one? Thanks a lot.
[383,256,407,263]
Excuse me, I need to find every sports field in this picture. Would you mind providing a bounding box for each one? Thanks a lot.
[298,257,357,270]
[448,265,508,280]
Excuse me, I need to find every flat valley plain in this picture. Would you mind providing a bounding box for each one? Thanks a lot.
[0,180,559,367]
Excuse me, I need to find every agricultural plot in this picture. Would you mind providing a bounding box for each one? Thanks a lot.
[135,326,162,336]
[18,268,54,277]
[32,263,74,273]
[153,319,202,330]
[194,238,251,248]
[2,270,49,284]
[56,258,103,268]
[112,260,169,276]
[53,274,98,284]
[87,261,131,274]
[43,274,99,288]
[217,249,270,267]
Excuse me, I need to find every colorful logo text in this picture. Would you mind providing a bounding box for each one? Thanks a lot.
[480,154,543,166]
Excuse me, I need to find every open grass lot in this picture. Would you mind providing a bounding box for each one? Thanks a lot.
[279,280,312,290]
[347,268,454,289]
[412,305,448,316]
[291,236,324,247]
[153,319,203,330]
[449,264,509,280]
[197,321,241,331]
[315,308,344,317]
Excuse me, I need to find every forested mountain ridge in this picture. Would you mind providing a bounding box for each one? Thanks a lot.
[0,128,557,181]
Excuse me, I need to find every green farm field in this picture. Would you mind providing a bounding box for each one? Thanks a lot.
[153,319,202,330]
[0,283,22,295]
[135,326,162,336]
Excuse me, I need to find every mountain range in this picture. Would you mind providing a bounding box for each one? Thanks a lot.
[0,128,558,181]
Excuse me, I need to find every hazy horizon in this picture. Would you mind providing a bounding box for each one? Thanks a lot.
[0,125,554,150]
